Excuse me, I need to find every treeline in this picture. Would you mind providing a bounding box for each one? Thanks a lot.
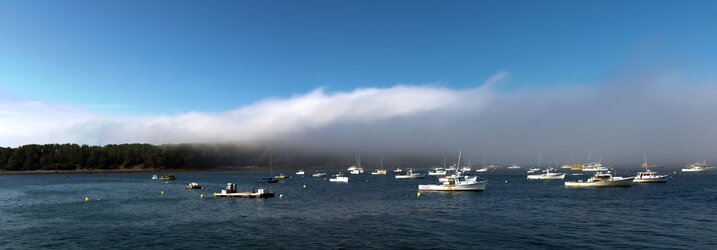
[0,143,271,171]
[0,143,445,171]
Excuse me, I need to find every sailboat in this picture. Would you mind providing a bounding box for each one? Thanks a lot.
[633,155,668,183]
[348,155,364,174]
[259,152,279,183]
[371,160,388,175]
[476,154,488,172]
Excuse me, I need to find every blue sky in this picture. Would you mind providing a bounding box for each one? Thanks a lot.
[1,0,716,114]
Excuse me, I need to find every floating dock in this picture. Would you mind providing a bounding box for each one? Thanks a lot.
[213,183,274,198]
[213,191,275,198]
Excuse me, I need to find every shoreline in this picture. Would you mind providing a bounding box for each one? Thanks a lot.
[0,167,269,175]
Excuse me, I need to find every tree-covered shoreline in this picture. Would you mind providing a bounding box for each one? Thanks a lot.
[0,143,445,172]
[0,143,270,171]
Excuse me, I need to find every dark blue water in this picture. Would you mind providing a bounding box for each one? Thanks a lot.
[1,169,716,249]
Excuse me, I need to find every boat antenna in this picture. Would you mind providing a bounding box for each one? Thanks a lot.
[269,151,273,193]
[443,156,447,169]
[483,154,486,168]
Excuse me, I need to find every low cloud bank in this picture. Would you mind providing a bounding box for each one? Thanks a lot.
[2,71,717,166]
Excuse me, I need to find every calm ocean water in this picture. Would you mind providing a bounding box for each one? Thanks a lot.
[1,168,716,249]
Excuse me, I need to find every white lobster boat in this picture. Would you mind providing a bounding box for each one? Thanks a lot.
[565,172,633,187]
[634,157,669,183]
[681,161,717,172]
[329,172,349,183]
[419,150,486,191]
[633,171,668,183]
[427,168,447,176]
[419,176,487,191]
[527,170,566,180]
[395,169,425,179]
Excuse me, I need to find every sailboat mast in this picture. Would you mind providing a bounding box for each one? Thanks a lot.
[268,151,273,192]
[538,153,542,168]
[457,150,462,170]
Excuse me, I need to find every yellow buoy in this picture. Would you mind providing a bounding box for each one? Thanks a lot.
[417,192,421,198]
[200,194,204,198]
[161,190,165,195]
[303,184,307,189]
[85,197,89,203]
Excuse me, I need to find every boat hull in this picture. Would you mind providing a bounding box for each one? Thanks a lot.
[418,181,487,191]
[633,176,668,183]
[329,177,349,183]
[565,177,634,187]
[527,173,566,180]
[214,192,275,198]
[395,175,425,179]
[682,168,717,172]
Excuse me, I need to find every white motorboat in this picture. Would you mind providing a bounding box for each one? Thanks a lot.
[527,171,566,180]
[526,168,541,174]
[476,168,488,172]
[312,171,326,177]
[419,176,487,191]
[151,175,158,180]
[395,169,425,179]
[329,172,349,183]
[508,165,521,169]
[428,168,447,176]
[634,156,669,183]
[565,172,634,187]
[633,170,668,183]
[681,161,717,172]
[446,163,458,171]
[393,168,404,173]
[439,173,478,183]
[185,182,204,189]
[582,162,608,172]
[296,169,305,175]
